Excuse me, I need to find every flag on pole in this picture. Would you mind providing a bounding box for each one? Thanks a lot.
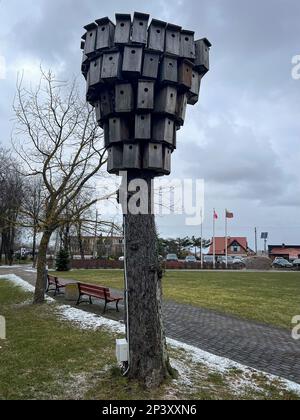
[226,209,234,219]
[225,209,233,268]
[213,209,217,269]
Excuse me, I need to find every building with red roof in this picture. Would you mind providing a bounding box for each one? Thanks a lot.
[208,237,249,257]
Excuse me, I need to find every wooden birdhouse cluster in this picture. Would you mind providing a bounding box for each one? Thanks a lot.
[81,12,211,176]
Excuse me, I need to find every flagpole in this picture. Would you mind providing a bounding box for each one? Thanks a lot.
[213,209,216,269]
[200,208,203,270]
[225,210,228,269]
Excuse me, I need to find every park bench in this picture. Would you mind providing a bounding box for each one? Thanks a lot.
[46,275,67,296]
[76,283,123,314]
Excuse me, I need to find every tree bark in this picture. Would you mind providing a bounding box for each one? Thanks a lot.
[77,223,85,261]
[32,225,37,268]
[34,230,52,304]
[123,174,173,388]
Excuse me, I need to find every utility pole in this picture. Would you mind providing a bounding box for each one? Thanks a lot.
[93,209,98,258]
[255,227,258,255]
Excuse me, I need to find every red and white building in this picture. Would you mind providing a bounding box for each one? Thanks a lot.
[208,237,249,258]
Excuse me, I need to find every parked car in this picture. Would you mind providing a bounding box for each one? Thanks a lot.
[185,256,197,263]
[217,256,238,265]
[232,258,246,268]
[272,258,293,268]
[166,254,179,262]
[204,255,215,264]
[292,259,300,268]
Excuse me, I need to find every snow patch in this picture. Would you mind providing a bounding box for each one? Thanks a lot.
[167,338,300,395]
[0,265,25,269]
[57,305,125,334]
[0,274,35,292]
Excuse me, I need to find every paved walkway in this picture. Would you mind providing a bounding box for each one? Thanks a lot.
[1,266,300,384]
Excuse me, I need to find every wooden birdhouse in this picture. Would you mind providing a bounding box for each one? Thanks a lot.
[122,46,143,75]
[123,144,141,169]
[173,129,177,149]
[83,23,98,56]
[109,117,130,143]
[187,70,201,105]
[95,17,115,51]
[176,93,188,126]
[81,54,89,80]
[155,86,177,115]
[101,51,122,81]
[148,19,167,52]
[135,114,151,139]
[180,30,195,59]
[142,51,160,79]
[194,38,211,75]
[131,12,150,44]
[87,56,102,89]
[152,117,175,145]
[107,144,123,174]
[99,88,114,119]
[165,24,181,56]
[159,56,178,84]
[137,80,155,110]
[94,101,102,123]
[115,83,134,113]
[114,14,131,44]
[143,143,163,170]
[163,146,172,174]
[81,37,89,79]
[178,60,193,90]
[103,122,109,146]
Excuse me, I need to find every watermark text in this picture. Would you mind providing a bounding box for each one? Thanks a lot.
[291,55,300,80]
[292,316,300,340]
[0,315,6,340]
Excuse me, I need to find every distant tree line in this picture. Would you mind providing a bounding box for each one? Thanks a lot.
[158,236,211,259]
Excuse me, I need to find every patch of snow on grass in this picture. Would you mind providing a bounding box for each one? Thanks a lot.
[57,305,125,334]
[0,274,35,292]
[0,265,26,269]
[167,338,300,396]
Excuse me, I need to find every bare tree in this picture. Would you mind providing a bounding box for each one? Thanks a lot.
[0,147,23,265]
[21,176,45,267]
[13,70,107,303]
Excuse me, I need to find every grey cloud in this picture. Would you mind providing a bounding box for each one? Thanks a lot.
[0,0,299,244]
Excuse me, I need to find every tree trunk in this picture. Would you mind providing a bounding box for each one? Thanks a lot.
[123,174,173,388]
[34,230,52,304]
[77,223,85,261]
[32,225,37,268]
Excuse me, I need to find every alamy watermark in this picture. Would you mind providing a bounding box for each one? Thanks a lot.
[291,55,300,80]
[0,315,6,340]
[292,316,300,340]
[98,173,205,226]
[0,55,6,80]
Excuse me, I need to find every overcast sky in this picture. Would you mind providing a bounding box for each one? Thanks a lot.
[0,0,299,249]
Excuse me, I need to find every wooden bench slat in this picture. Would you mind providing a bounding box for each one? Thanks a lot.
[76,282,123,313]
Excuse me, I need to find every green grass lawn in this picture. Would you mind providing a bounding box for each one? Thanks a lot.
[52,269,300,329]
[0,279,299,400]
